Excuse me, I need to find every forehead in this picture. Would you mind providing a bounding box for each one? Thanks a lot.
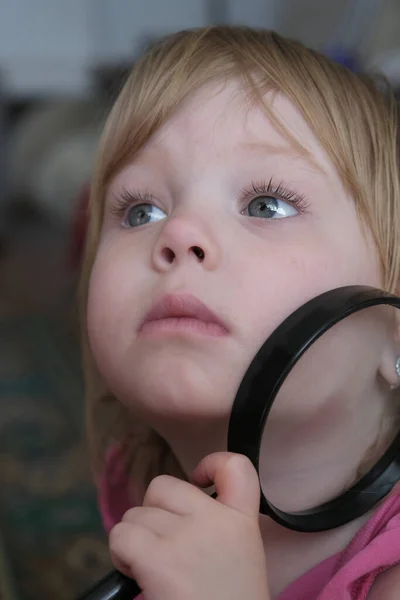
[131,81,331,176]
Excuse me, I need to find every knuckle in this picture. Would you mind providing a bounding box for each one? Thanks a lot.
[122,506,140,523]
[229,453,253,471]
[108,522,125,549]
[146,474,173,499]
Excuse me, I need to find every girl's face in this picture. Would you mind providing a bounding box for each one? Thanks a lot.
[87,81,383,433]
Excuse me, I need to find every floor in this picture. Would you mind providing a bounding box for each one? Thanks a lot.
[0,209,110,600]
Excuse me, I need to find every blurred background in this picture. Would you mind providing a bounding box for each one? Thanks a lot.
[0,1,399,599]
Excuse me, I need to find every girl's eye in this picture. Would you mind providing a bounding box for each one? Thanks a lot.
[243,195,298,219]
[125,203,167,228]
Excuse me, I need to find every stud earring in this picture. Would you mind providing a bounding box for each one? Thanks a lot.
[396,357,400,378]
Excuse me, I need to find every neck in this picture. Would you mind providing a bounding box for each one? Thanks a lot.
[158,416,375,598]
[153,415,228,476]
[258,380,388,511]
[155,403,387,592]
[155,412,385,598]
[259,509,373,599]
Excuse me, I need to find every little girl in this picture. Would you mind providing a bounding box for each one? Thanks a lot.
[80,26,400,599]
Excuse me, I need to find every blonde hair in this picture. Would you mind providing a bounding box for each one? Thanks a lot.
[80,26,400,493]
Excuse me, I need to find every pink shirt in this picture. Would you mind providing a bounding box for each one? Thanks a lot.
[99,445,400,599]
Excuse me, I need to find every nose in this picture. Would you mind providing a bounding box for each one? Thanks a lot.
[151,214,220,272]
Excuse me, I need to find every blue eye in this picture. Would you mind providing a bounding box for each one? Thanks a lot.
[125,203,167,228]
[244,196,299,219]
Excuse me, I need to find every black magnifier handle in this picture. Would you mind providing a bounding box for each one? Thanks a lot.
[76,570,141,600]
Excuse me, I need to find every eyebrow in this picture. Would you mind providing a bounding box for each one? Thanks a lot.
[241,141,326,175]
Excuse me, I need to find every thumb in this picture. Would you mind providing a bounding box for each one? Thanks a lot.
[191,452,260,517]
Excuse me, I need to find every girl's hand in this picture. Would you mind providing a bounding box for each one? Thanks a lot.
[109,452,270,600]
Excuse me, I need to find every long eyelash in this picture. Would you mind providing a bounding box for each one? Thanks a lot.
[240,178,310,213]
[109,188,155,219]
[110,179,309,220]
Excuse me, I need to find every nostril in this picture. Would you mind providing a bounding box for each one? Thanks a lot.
[161,247,175,263]
[191,246,205,260]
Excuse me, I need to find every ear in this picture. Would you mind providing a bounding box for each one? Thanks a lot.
[379,348,399,388]
[378,307,400,388]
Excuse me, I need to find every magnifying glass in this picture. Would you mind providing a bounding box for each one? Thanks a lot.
[76,285,400,599]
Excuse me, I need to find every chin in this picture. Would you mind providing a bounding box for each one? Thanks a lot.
[98,338,247,427]
[124,357,235,423]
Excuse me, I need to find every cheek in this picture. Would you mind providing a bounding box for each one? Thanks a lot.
[86,252,141,369]
[86,267,116,374]
[237,237,382,348]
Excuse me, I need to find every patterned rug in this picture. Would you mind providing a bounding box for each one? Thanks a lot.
[0,310,111,600]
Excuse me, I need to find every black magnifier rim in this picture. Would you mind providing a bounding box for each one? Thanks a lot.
[227,285,400,533]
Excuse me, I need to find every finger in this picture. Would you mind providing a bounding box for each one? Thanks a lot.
[122,506,180,537]
[109,521,159,579]
[143,474,199,515]
[191,452,260,517]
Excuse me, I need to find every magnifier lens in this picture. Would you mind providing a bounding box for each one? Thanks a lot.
[228,286,400,531]
[260,305,399,513]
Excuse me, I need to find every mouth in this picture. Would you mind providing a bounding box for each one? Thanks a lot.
[139,293,229,337]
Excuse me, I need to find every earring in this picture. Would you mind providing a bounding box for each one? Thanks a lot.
[396,357,400,378]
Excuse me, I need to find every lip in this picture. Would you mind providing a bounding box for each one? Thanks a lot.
[140,293,229,337]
